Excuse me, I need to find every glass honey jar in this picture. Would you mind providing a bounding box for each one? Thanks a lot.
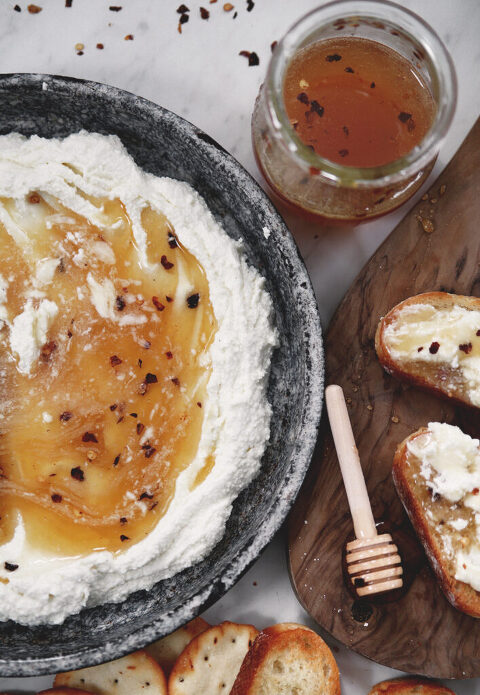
[252,0,457,224]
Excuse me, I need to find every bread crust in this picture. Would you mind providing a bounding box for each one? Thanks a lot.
[393,429,480,618]
[367,676,455,695]
[375,292,480,408]
[230,623,340,695]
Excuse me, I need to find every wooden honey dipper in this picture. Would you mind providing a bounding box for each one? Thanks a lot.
[325,385,403,597]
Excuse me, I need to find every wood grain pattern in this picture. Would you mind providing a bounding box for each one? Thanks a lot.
[288,117,480,679]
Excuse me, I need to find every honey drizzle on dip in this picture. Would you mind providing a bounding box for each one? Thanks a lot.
[0,193,217,557]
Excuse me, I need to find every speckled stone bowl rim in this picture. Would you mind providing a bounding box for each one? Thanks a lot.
[0,73,324,677]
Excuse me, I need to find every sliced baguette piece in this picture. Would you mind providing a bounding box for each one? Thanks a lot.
[368,676,456,695]
[229,622,341,695]
[38,689,97,695]
[145,616,209,675]
[375,292,480,408]
[54,650,167,695]
[393,422,480,618]
[168,620,258,695]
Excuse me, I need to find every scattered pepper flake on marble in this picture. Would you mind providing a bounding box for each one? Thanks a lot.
[239,50,259,66]
[270,40,278,52]
[4,562,19,571]
[65,0,72,6]
[200,7,209,19]
[96,43,104,49]
[246,0,254,10]
[14,4,21,11]
[223,2,234,10]
[109,5,122,10]
[177,3,189,11]
[27,4,42,13]
[124,33,134,40]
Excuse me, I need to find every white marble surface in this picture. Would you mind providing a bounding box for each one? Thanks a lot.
[1,0,480,692]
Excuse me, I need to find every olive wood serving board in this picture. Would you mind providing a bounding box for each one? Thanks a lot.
[288,116,480,679]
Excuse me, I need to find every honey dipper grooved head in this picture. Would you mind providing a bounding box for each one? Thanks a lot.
[346,533,403,597]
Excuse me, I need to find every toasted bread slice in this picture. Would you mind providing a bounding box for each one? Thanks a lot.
[230,622,340,695]
[38,689,97,695]
[54,650,167,695]
[168,620,258,695]
[368,676,455,695]
[375,292,480,408]
[393,422,480,618]
[145,616,209,675]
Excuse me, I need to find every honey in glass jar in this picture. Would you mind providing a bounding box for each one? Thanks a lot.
[252,1,456,224]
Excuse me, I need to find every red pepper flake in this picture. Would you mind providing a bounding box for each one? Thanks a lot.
[200,6,209,19]
[82,432,98,443]
[145,372,158,384]
[338,149,349,157]
[149,501,158,511]
[110,404,118,411]
[138,359,143,368]
[166,296,173,303]
[223,2,234,9]
[71,466,84,481]
[139,491,153,500]
[113,454,121,466]
[144,446,157,459]
[171,377,180,387]
[179,13,189,24]
[152,296,165,311]
[117,416,124,423]
[459,342,473,354]
[4,561,19,571]
[177,3,189,11]
[271,40,278,53]
[417,347,424,352]
[96,43,104,49]
[40,340,57,362]
[67,330,73,338]
[165,351,173,359]
[310,100,324,117]
[28,192,41,204]
[309,166,320,176]
[344,66,354,73]
[14,4,21,11]
[136,422,145,435]
[129,412,138,418]
[297,92,309,105]
[473,488,479,495]
[124,34,134,40]
[187,293,200,309]
[429,342,440,354]
[120,534,130,541]
[398,111,412,123]
[477,330,480,337]
[233,10,237,18]
[326,54,341,62]
[60,411,73,421]
[370,82,375,88]
[342,125,349,136]
[239,50,259,66]
[161,255,174,270]
[197,401,202,407]
[51,493,62,503]
[120,516,127,523]
[110,355,122,367]
[168,232,178,248]
[246,0,254,9]
[65,0,72,6]
[27,4,42,13]
[109,5,122,10]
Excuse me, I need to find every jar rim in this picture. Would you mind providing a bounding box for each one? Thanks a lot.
[266,0,457,187]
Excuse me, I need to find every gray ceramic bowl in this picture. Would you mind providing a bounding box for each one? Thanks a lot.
[0,73,323,677]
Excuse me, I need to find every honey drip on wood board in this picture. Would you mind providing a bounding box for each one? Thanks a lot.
[284,37,436,167]
[0,193,217,556]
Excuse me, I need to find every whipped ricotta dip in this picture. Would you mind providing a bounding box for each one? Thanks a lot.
[0,132,277,625]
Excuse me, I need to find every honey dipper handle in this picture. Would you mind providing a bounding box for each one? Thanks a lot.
[325,385,377,540]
